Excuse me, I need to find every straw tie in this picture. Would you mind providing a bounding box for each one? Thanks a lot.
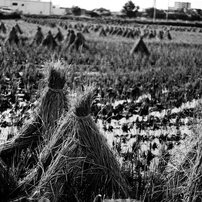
[72,112,91,120]
[48,87,64,93]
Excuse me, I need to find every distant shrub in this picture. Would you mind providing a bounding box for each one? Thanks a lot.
[0,12,21,19]
[71,6,81,16]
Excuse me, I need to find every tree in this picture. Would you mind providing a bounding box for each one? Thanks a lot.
[122,1,139,18]
[145,8,166,19]
[71,6,81,16]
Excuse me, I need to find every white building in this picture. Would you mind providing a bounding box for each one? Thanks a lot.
[52,5,66,15]
[174,2,191,10]
[0,0,66,15]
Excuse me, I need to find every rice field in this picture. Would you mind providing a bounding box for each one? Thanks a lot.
[0,17,202,201]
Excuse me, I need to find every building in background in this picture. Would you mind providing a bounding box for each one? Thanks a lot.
[52,5,66,15]
[0,0,66,15]
[174,2,191,10]
[168,7,176,11]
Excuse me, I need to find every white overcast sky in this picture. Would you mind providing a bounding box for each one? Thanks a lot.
[49,0,202,11]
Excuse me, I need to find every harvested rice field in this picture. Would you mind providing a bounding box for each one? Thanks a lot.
[0,17,202,202]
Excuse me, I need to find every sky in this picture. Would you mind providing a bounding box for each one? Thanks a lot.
[49,0,202,11]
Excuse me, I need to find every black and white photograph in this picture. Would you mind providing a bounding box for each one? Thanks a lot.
[0,0,202,201]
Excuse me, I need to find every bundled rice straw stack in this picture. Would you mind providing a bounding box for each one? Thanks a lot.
[0,62,68,167]
[30,26,44,47]
[42,31,58,51]
[167,30,172,40]
[62,30,75,51]
[5,27,19,45]
[69,32,89,51]
[54,27,64,43]
[29,87,129,202]
[82,26,89,34]
[99,27,107,37]
[15,23,23,34]
[130,37,150,56]
[0,21,6,34]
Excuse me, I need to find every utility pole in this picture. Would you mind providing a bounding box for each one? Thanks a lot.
[166,0,170,21]
[50,0,52,15]
[153,0,156,22]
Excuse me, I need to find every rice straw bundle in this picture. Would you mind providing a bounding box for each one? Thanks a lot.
[20,88,96,190]
[126,30,133,39]
[62,29,76,51]
[5,27,19,45]
[42,31,58,51]
[29,87,129,202]
[94,26,99,32]
[122,29,128,37]
[157,30,164,40]
[69,32,89,51]
[54,28,64,43]
[105,26,109,33]
[30,26,44,47]
[15,23,23,34]
[117,29,123,36]
[111,28,118,36]
[167,31,172,40]
[82,26,90,34]
[99,28,107,37]
[130,37,150,56]
[0,62,68,168]
[109,27,114,35]
[148,30,155,39]
[0,21,6,34]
